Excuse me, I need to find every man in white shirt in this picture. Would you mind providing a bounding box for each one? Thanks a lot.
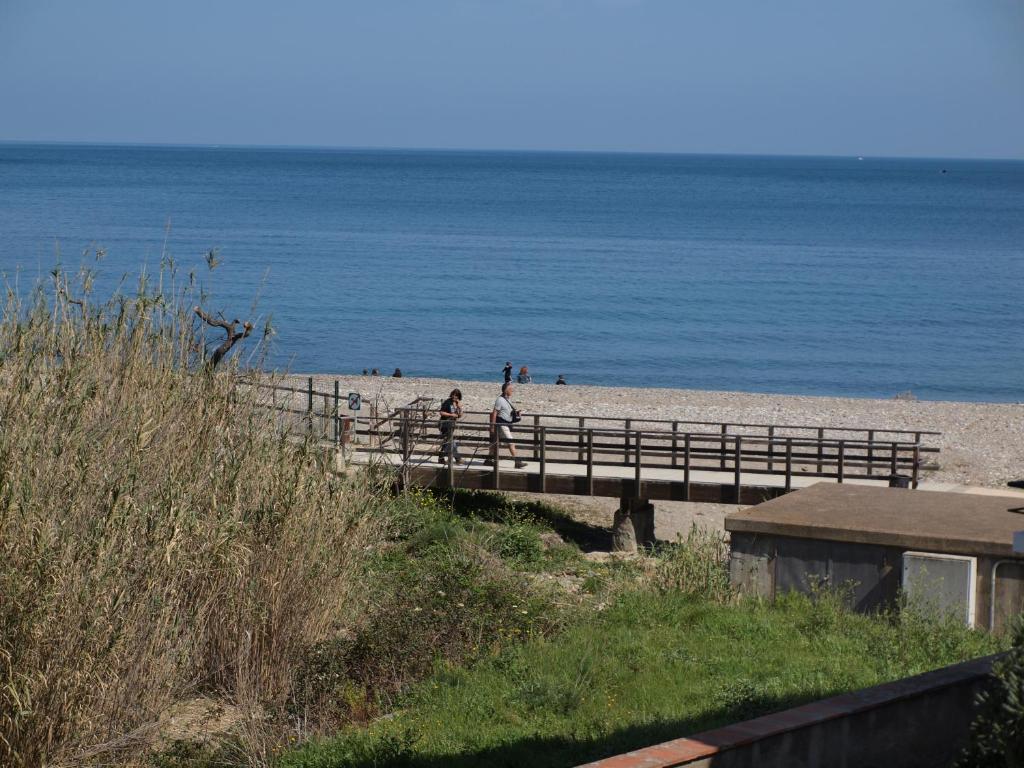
[490,381,528,469]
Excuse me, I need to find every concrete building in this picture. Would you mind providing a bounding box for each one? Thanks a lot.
[726,483,1024,631]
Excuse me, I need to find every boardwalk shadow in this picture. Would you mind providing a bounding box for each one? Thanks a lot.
[438,488,613,551]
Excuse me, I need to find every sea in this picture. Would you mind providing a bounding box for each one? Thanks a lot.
[0,143,1021,402]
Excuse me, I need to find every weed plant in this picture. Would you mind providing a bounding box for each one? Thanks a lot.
[0,271,384,766]
[654,525,733,603]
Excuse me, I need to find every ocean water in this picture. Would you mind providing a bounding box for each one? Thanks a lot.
[0,143,1021,401]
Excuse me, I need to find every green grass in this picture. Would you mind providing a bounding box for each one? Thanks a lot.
[281,589,1004,768]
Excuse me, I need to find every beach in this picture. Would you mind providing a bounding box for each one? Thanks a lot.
[295,374,1024,490]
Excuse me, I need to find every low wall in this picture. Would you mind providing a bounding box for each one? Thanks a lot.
[576,654,999,768]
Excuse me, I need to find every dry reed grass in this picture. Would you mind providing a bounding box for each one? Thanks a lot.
[0,270,384,766]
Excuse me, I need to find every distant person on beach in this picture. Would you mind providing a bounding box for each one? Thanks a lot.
[370,368,380,376]
[362,368,369,376]
[438,388,464,464]
[490,382,527,468]
[517,366,532,384]
[503,361,513,384]
[392,368,403,378]
[555,374,567,385]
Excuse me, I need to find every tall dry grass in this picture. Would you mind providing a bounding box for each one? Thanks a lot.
[0,271,383,766]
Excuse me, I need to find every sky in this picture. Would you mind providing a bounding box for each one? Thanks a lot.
[0,0,1022,159]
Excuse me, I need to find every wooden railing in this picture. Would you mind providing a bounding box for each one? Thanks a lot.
[237,379,940,495]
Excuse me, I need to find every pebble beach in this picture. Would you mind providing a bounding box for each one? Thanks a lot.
[294,374,1023,490]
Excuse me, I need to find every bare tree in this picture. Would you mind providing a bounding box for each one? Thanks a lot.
[194,306,253,368]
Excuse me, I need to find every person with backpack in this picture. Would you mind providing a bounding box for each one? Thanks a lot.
[489,381,527,468]
[438,388,464,464]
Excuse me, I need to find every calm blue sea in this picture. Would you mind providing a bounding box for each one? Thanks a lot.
[1,143,1022,401]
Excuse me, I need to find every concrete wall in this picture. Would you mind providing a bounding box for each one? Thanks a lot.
[576,655,999,768]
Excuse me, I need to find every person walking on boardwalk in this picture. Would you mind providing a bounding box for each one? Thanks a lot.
[490,381,527,468]
[438,388,464,464]
[503,361,513,384]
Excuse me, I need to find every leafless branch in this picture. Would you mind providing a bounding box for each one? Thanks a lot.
[194,306,253,368]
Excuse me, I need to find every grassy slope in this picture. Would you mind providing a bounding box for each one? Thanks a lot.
[283,571,1002,768]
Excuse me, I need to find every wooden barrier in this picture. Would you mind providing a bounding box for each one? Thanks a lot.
[237,382,941,499]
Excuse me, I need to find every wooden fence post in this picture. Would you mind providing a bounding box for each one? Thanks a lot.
[785,438,793,491]
[586,429,594,496]
[684,433,691,501]
[333,380,340,445]
[634,431,642,498]
[720,424,728,470]
[539,426,547,493]
[867,429,875,476]
[734,435,742,502]
[624,419,632,465]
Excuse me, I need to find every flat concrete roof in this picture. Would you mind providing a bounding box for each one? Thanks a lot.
[725,483,1024,558]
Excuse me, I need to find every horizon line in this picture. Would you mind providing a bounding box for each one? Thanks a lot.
[1,138,1021,164]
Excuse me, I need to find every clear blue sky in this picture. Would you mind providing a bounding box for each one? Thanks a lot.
[1,0,1022,158]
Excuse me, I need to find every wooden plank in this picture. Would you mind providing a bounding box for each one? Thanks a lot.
[578,417,585,462]
[533,415,540,461]
[408,466,790,504]
[816,427,824,473]
[838,440,845,483]
[671,421,679,468]
[624,418,632,465]
[767,426,775,472]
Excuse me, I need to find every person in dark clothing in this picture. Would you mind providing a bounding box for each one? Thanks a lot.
[503,361,513,383]
[392,368,403,378]
[555,374,567,385]
[438,389,464,463]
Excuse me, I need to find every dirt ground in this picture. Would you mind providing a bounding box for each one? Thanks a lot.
[506,492,737,543]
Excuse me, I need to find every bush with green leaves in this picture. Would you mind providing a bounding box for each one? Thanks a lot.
[956,621,1024,767]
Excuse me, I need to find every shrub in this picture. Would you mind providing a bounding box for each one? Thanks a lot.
[0,272,383,766]
[654,524,733,603]
[290,497,562,730]
[955,621,1024,767]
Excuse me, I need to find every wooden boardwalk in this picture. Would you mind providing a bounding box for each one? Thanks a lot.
[245,379,941,506]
